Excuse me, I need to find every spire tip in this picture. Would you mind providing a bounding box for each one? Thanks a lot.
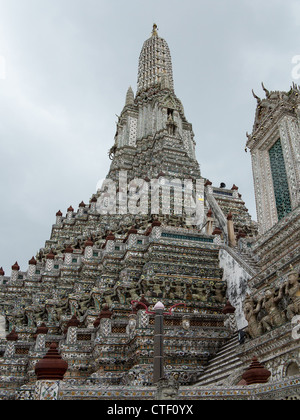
[152,23,158,37]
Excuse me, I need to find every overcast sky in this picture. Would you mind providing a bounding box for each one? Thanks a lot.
[0,0,299,274]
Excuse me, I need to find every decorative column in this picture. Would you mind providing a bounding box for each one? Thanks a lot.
[104,232,115,253]
[27,257,37,278]
[10,262,20,283]
[90,196,97,212]
[34,323,49,352]
[137,310,149,328]
[227,212,237,247]
[136,296,150,328]
[55,210,63,226]
[231,184,239,199]
[78,201,86,216]
[204,179,213,195]
[212,227,223,245]
[4,328,18,358]
[151,220,162,240]
[0,267,5,284]
[45,251,55,272]
[66,206,74,221]
[222,300,238,333]
[64,246,73,265]
[94,305,113,338]
[127,227,138,248]
[236,230,247,251]
[65,315,80,345]
[100,309,113,337]
[34,343,68,400]
[84,238,94,259]
[206,209,214,236]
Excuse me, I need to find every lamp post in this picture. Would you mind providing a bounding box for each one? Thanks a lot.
[153,301,165,383]
[131,300,186,384]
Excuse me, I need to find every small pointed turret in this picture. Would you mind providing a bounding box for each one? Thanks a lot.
[152,23,158,37]
[125,86,135,106]
[35,343,68,381]
[242,357,271,385]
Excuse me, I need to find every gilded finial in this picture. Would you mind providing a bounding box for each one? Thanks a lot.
[152,23,158,37]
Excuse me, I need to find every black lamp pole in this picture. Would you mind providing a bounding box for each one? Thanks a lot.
[153,302,165,383]
[131,300,186,384]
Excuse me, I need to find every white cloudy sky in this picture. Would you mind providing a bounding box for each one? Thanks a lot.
[0,0,299,274]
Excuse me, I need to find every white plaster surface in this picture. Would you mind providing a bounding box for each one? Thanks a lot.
[219,249,251,330]
[0,315,6,338]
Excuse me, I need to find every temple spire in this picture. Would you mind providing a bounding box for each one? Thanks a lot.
[152,23,158,37]
[125,86,134,106]
[137,25,174,94]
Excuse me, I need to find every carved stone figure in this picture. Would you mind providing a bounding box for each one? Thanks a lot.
[92,290,102,311]
[77,294,93,316]
[192,283,207,302]
[212,283,226,304]
[163,281,171,299]
[128,287,139,301]
[52,298,70,322]
[152,283,163,298]
[170,282,185,300]
[243,295,263,338]
[261,286,286,332]
[285,269,300,320]
[103,290,116,306]
[117,288,126,304]
[34,306,47,324]
[8,311,26,328]
[156,375,179,400]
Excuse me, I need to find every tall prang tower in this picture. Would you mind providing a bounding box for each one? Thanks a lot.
[107,24,200,183]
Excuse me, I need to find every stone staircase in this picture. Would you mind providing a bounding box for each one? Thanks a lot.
[195,333,244,386]
[221,244,258,278]
[236,247,259,274]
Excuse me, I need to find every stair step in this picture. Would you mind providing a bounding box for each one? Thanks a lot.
[207,352,239,368]
[203,358,241,376]
[194,333,243,386]
[197,360,244,386]
[217,341,238,352]
[216,341,239,354]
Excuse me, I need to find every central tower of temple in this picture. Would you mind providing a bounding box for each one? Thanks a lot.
[107,25,200,185]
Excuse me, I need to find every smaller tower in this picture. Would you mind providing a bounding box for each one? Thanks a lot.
[247,84,300,233]
[11,262,20,283]
[125,86,135,106]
